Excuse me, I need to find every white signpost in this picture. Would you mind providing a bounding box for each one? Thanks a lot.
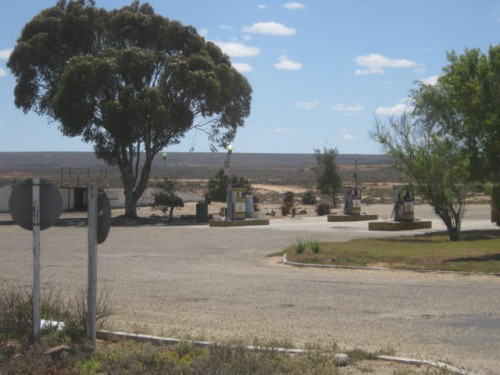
[87,186,111,347]
[9,178,62,338]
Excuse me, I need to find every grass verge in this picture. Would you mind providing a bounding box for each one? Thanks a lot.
[283,230,500,273]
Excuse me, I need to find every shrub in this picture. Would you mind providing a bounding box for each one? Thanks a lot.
[281,191,295,216]
[301,191,318,205]
[309,239,321,254]
[295,239,306,254]
[0,280,112,342]
[152,180,184,220]
[315,203,330,216]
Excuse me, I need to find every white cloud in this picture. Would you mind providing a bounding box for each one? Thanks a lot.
[273,127,293,133]
[274,55,302,70]
[284,2,306,10]
[219,24,233,31]
[295,100,320,110]
[258,4,267,9]
[354,53,417,75]
[330,103,364,116]
[0,48,12,60]
[213,41,261,57]
[0,67,6,77]
[375,103,413,116]
[343,134,356,141]
[420,75,440,85]
[243,22,296,36]
[233,63,253,73]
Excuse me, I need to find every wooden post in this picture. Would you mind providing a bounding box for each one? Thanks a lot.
[32,177,41,338]
[87,185,98,347]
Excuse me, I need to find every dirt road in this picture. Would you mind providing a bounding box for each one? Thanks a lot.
[1,204,499,374]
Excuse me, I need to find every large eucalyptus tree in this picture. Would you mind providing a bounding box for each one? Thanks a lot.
[8,0,252,217]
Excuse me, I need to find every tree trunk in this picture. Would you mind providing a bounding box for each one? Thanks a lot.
[168,206,174,221]
[119,149,155,218]
[434,206,463,242]
[447,225,461,241]
[124,187,138,218]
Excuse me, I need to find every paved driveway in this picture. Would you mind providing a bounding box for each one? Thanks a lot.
[1,204,499,374]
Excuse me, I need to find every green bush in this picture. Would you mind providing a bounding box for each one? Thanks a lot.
[309,239,321,254]
[152,180,184,220]
[315,203,330,216]
[295,239,306,254]
[301,191,318,205]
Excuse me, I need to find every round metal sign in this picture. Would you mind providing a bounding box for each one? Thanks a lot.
[97,189,111,244]
[9,178,63,231]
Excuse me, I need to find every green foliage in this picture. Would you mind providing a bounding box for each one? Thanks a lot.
[293,239,321,255]
[295,239,306,254]
[412,46,500,182]
[309,239,321,254]
[7,1,252,217]
[301,191,318,205]
[315,203,330,216]
[152,180,184,220]
[411,46,500,224]
[207,168,252,202]
[314,148,343,206]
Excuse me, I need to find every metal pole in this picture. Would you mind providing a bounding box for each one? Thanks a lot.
[32,177,41,338]
[225,149,232,221]
[354,158,359,188]
[87,185,98,347]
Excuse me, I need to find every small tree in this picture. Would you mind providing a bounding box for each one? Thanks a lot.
[314,148,343,207]
[152,180,184,221]
[372,113,470,241]
[281,191,295,216]
[411,46,500,224]
[207,168,252,202]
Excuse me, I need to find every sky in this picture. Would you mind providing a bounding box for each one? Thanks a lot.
[1,1,500,155]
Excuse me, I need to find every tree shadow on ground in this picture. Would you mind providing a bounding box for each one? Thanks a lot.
[445,253,500,263]
[382,229,500,244]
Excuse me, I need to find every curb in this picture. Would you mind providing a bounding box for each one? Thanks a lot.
[327,214,379,222]
[368,220,432,231]
[96,330,481,375]
[208,219,270,227]
[378,355,481,375]
[281,254,500,277]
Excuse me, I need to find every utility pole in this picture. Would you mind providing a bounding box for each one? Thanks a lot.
[225,145,234,221]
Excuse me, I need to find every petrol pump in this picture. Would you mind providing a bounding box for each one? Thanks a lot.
[392,185,415,221]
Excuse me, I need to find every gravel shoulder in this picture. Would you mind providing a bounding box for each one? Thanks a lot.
[1,204,499,374]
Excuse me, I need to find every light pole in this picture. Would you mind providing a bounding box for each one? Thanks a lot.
[354,158,360,188]
[161,152,168,184]
[225,145,234,221]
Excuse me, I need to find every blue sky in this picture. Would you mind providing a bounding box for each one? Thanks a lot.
[1,1,500,155]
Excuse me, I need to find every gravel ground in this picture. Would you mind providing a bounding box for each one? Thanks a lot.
[1,204,499,374]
